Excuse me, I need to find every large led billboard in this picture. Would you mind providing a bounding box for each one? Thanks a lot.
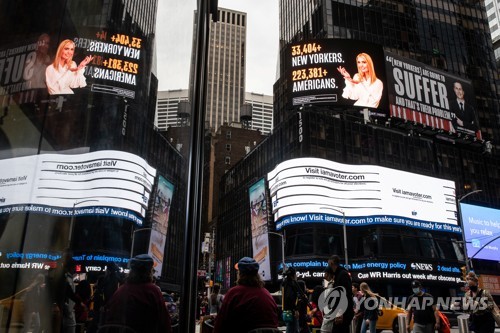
[249,178,271,281]
[267,158,458,233]
[0,150,156,224]
[149,176,174,276]
[0,29,145,100]
[384,51,481,139]
[285,39,388,111]
[460,203,500,262]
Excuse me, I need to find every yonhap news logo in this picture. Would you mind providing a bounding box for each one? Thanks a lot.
[318,286,349,320]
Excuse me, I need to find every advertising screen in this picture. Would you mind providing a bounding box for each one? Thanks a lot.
[149,176,175,276]
[0,29,145,100]
[460,203,500,261]
[0,150,156,224]
[384,51,481,139]
[249,178,271,281]
[286,39,387,111]
[267,158,458,233]
[280,258,462,283]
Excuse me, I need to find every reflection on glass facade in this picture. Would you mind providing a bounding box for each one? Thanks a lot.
[0,1,187,331]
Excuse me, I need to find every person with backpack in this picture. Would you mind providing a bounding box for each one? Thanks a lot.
[405,280,440,333]
[282,267,310,333]
[463,272,496,333]
[209,284,224,315]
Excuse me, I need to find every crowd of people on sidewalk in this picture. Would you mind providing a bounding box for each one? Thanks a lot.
[18,252,499,333]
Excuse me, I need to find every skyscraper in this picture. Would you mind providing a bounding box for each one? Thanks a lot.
[190,8,246,133]
[485,0,500,62]
[155,89,189,130]
[276,0,500,147]
[244,92,273,135]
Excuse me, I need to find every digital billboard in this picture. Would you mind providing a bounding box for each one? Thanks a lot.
[0,29,145,100]
[384,51,481,139]
[267,158,458,233]
[149,176,174,276]
[249,178,271,281]
[0,150,156,224]
[460,203,500,262]
[286,39,387,111]
[279,258,462,283]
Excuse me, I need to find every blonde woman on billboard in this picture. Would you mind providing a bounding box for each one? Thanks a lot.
[45,39,93,95]
[337,53,383,108]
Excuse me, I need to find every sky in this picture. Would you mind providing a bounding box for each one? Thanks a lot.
[155,0,279,96]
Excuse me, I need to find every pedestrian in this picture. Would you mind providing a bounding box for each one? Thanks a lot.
[359,282,380,333]
[321,255,354,333]
[23,273,49,333]
[405,280,440,333]
[352,282,363,333]
[74,279,92,331]
[308,285,324,328]
[88,263,123,333]
[102,254,172,333]
[213,257,278,333]
[283,267,310,333]
[463,272,496,333]
[208,284,224,315]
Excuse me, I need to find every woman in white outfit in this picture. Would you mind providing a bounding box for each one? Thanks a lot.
[337,53,383,108]
[45,39,93,95]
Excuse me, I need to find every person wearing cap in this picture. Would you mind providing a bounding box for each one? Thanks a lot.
[405,280,439,333]
[213,257,278,333]
[102,254,172,333]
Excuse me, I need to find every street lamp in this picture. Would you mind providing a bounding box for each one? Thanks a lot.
[321,207,347,268]
[268,231,285,272]
[457,189,482,272]
[68,199,99,247]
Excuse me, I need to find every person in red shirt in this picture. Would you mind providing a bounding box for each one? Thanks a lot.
[214,257,278,333]
[102,254,172,333]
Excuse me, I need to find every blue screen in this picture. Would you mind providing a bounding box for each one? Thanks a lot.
[460,203,500,261]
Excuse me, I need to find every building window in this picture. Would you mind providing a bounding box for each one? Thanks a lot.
[226,144,231,152]
[225,156,231,164]
[226,131,231,139]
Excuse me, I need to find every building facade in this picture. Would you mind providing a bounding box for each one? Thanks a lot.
[216,0,500,299]
[189,8,247,133]
[244,92,274,135]
[485,0,500,62]
[0,2,188,329]
[155,89,189,130]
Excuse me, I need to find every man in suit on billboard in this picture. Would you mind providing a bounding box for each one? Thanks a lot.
[450,81,478,133]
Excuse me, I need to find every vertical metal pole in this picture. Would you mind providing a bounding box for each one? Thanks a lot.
[398,314,408,333]
[179,0,211,331]
[281,231,285,270]
[457,189,482,272]
[457,314,470,333]
[342,211,348,268]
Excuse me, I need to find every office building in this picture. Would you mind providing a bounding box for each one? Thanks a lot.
[244,92,274,135]
[485,0,500,62]
[215,0,500,297]
[189,8,246,133]
[155,89,189,130]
